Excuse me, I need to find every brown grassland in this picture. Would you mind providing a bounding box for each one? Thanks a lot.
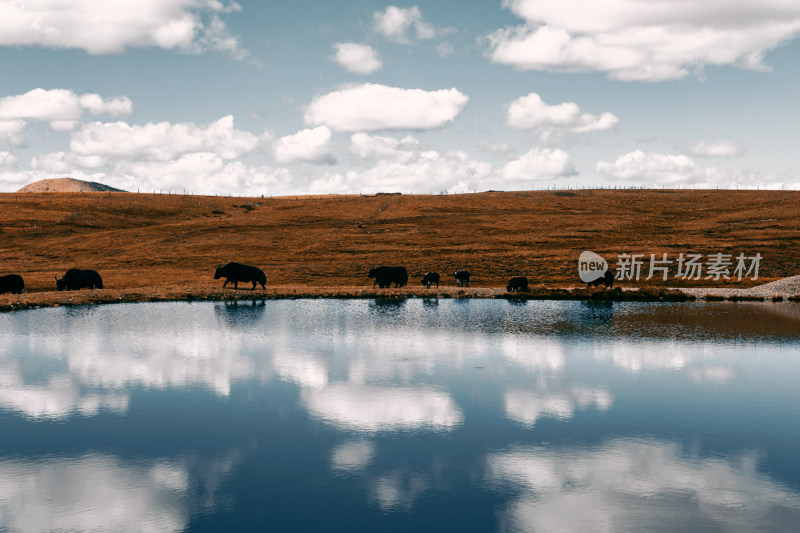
[1,189,799,309]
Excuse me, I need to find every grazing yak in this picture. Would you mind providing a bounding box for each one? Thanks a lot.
[56,269,103,291]
[0,274,24,294]
[587,270,615,290]
[507,276,528,292]
[454,270,471,287]
[368,266,408,288]
[214,262,266,290]
[421,272,440,289]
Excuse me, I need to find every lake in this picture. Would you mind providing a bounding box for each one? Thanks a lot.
[1,299,799,532]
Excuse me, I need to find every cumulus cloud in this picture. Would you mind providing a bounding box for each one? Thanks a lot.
[0,89,132,132]
[0,120,26,146]
[31,152,102,173]
[350,132,424,160]
[688,140,746,158]
[597,150,698,184]
[0,151,18,169]
[507,92,618,133]
[274,126,335,165]
[373,5,435,43]
[488,0,800,81]
[304,83,469,132]
[333,43,382,74]
[596,150,791,189]
[0,0,247,58]
[501,147,577,182]
[115,156,291,195]
[309,132,491,194]
[70,115,260,161]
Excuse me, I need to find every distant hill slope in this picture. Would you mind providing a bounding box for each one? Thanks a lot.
[17,178,124,193]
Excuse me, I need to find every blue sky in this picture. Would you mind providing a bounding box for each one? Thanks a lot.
[1,0,799,195]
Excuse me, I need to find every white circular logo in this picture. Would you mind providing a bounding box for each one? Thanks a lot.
[579,251,608,283]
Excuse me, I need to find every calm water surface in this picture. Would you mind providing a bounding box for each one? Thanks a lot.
[1,299,799,532]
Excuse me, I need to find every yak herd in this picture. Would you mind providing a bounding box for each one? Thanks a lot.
[0,261,614,296]
[368,266,532,292]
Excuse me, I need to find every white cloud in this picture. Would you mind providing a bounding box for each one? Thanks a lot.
[0,120,26,146]
[116,155,291,195]
[0,151,18,169]
[309,132,491,194]
[479,142,515,156]
[350,132,422,161]
[274,126,335,165]
[597,150,698,184]
[488,0,800,81]
[1,158,294,196]
[333,43,382,74]
[304,83,469,132]
[596,150,791,189]
[501,147,577,182]
[0,0,247,58]
[507,92,618,133]
[70,115,260,161]
[436,41,455,57]
[688,140,746,158]
[373,6,435,44]
[0,89,132,132]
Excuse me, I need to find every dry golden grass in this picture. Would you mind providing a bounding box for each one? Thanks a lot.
[1,189,799,305]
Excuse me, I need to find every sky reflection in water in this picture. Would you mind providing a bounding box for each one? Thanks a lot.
[1,299,799,532]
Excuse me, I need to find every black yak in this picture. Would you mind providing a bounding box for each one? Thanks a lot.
[454,270,470,287]
[507,276,528,292]
[421,272,440,289]
[368,266,408,288]
[214,262,266,290]
[56,269,103,291]
[0,274,24,294]
[586,270,615,289]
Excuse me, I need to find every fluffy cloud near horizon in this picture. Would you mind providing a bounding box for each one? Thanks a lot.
[309,132,491,194]
[597,150,791,189]
[333,43,382,74]
[488,0,800,81]
[274,126,335,165]
[688,140,746,159]
[0,89,132,132]
[0,0,247,58]
[501,147,577,183]
[1,157,293,196]
[373,5,436,44]
[507,92,618,133]
[70,115,262,161]
[304,84,469,132]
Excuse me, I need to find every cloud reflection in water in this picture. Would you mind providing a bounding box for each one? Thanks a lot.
[0,452,239,533]
[488,438,800,533]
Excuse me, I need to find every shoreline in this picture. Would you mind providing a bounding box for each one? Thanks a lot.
[3,281,800,312]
